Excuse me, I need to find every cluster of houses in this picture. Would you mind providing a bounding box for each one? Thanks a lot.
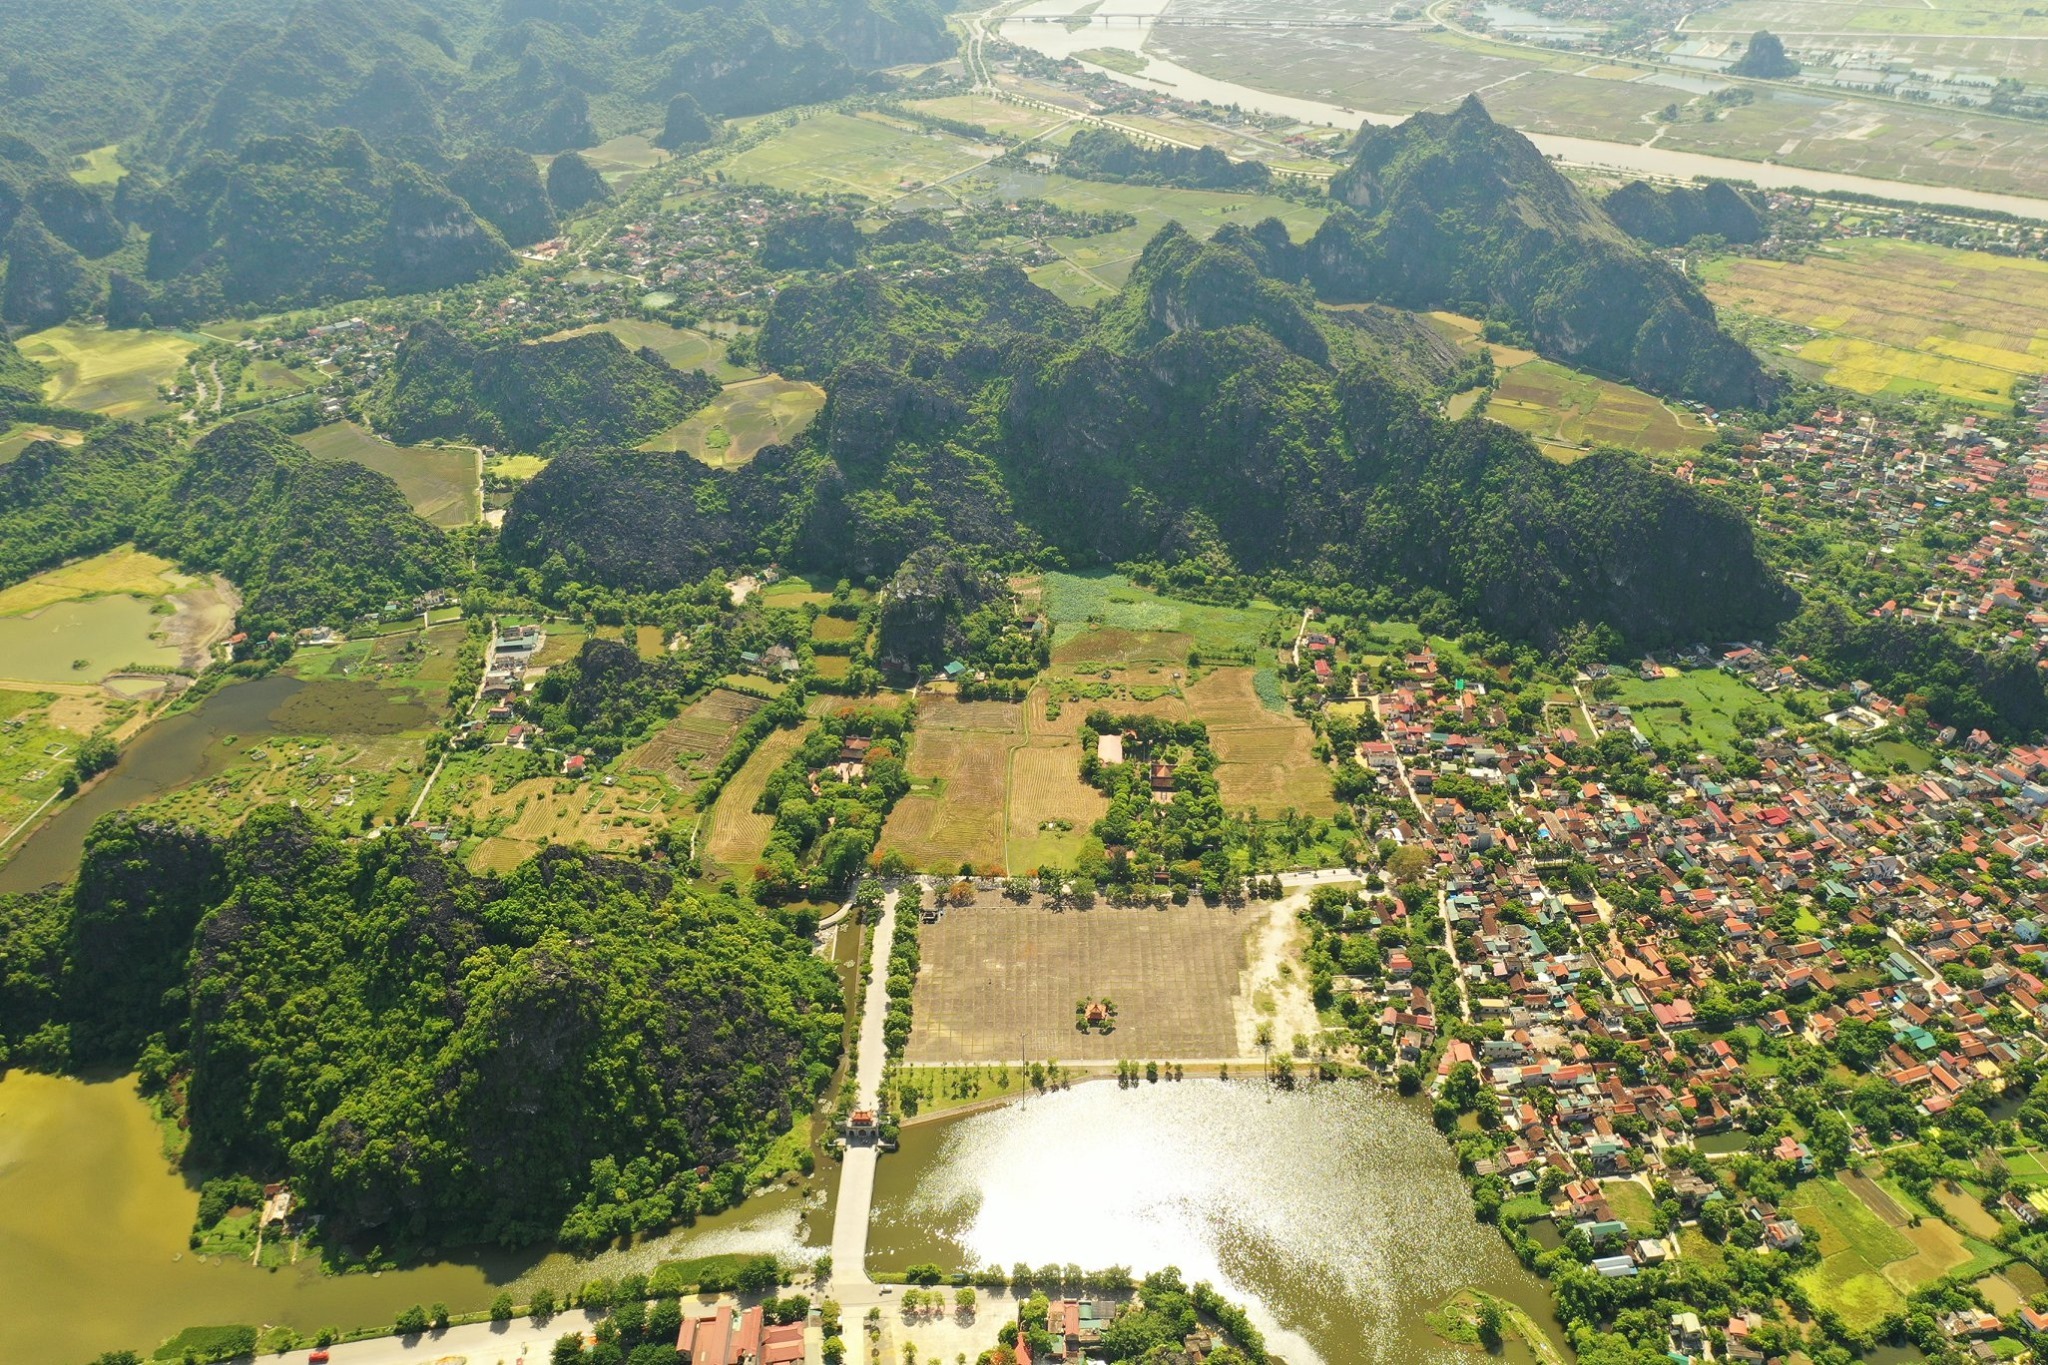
[1743,402,2048,675]
[1341,651,2048,1342]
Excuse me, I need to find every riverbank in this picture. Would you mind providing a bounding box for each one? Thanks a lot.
[986,0,2048,219]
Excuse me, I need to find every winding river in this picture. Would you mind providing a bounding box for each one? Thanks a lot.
[996,0,2048,219]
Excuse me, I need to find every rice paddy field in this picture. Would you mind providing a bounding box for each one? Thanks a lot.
[624,687,768,797]
[540,320,758,383]
[1787,1170,2007,1331]
[882,707,1020,874]
[1485,359,1713,460]
[639,376,826,467]
[1427,312,1711,459]
[1701,239,2048,408]
[294,421,481,527]
[702,723,812,874]
[16,325,200,419]
[904,93,1075,139]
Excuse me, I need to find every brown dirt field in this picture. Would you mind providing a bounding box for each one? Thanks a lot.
[703,724,808,872]
[904,896,1259,1063]
[44,697,109,734]
[881,727,1014,873]
[1007,742,1109,874]
[916,697,1024,732]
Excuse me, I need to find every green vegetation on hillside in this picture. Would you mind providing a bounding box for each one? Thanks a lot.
[1602,180,1766,249]
[114,130,513,325]
[0,809,842,1251]
[1308,98,1774,409]
[368,320,719,454]
[0,420,451,630]
[1054,127,1273,192]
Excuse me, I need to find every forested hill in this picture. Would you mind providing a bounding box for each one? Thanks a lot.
[1603,179,1767,248]
[1300,98,1774,410]
[506,231,1795,651]
[0,420,453,629]
[0,332,42,404]
[0,809,843,1250]
[367,320,721,454]
[107,130,513,326]
[3,0,954,165]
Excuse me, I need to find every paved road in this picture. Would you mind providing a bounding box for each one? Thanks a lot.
[271,1312,603,1365]
[829,891,899,1290]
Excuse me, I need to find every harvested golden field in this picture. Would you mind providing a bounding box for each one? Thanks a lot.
[1702,239,2048,407]
[1210,723,1337,816]
[906,898,1256,1063]
[1007,742,1109,874]
[882,726,1016,874]
[703,724,809,873]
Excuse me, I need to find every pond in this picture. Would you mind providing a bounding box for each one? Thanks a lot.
[0,594,186,683]
[870,1080,1563,1365]
[0,1069,819,1363]
[0,675,427,894]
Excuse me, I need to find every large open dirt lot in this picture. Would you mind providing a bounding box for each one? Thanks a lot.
[904,892,1315,1064]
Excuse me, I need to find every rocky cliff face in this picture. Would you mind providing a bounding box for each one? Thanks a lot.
[1307,98,1776,410]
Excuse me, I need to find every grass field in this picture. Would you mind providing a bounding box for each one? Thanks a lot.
[639,376,826,467]
[1028,174,1327,301]
[68,145,125,185]
[904,896,1256,1063]
[722,110,1001,199]
[450,765,683,873]
[0,687,139,845]
[16,326,198,419]
[624,688,767,796]
[1487,358,1713,459]
[295,421,480,527]
[1600,1180,1659,1234]
[905,94,1074,139]
[566,135,669,185]
[1007,738,1113,874]
[1604,668,1820,756]
[1702,240,2048,409]
[0,423,81,464]
[541,320,758,382]
[1040,571,1284,661]
[1428,312,1710,458]
[703,724,810,874]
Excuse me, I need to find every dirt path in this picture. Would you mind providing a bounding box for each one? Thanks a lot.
[1234,891,1319,1056]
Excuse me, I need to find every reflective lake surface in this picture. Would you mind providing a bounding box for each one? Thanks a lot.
[870,1080,1562,1365]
